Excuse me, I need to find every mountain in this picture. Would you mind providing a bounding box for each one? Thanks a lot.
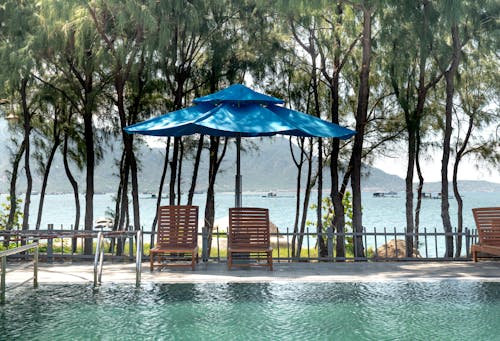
[1,119,498,194]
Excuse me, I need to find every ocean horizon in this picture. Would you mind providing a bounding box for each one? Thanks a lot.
[1,190,497,233]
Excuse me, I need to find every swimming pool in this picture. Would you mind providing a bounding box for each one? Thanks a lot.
[1,281,499,340]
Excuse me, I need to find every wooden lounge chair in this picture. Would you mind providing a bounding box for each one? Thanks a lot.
[471,207,500,262]
[150,205,199,271]
[228,207,273,271]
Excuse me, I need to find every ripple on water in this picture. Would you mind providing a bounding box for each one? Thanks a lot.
[1,281,499,340]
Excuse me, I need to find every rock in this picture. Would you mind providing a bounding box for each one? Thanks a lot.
[376,239,421,259]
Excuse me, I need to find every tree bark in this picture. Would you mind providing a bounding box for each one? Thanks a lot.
[328,3,347,260]
[350,7,372,259]
[177,139,184,205]
[82,68,95,255]
[297,139,314,258]
[130,151,140,231]
[290,137,304,258]
[35,137,60,230]
[317,139,327,257]
[169,137,180,205]
[3,141,25,247]
[453,116,473,257]
[414,130,424,250]
[151,141,171,248]
[204,137,227,256]
[21,78,32,234]
[441,24,461,258]
[62,133,80,253]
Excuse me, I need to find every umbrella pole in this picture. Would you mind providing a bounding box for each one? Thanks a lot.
[235,136,242,208]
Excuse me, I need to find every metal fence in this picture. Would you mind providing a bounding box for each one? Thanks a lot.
[0,225,479,263]
[191,226,478,262]
[0,228,139,262]
[1,243,39,304]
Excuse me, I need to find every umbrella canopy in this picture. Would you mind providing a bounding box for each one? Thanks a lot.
[124,101,355,139]
[192,83,284,105]
[125,84,356,206]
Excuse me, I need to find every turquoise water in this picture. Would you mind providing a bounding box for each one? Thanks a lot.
[3,191,498,232]
[1,191,497,257]
[1,281,500,340]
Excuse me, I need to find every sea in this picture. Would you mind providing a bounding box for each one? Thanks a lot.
[1,190,498,233]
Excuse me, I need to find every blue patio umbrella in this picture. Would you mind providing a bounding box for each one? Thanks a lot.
[125,84,356,207]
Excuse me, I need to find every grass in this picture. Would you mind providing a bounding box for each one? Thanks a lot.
[2,236,375,260]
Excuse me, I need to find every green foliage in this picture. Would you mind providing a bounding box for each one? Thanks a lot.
[0,0,498,237]
[0,197,23,231]
[308,192,354,233]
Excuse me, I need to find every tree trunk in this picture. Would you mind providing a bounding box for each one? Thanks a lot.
[177,139,184,205]
[169,137,180,205]
[117,149,129,230]
[317,139,327,257]
[330,129,346,259]
[83,93,95,255]
[453,117,473,257]
[441,24,460,258]
[62,134,80,253]
[35,139,60,230]
[414,129,424,250]
[405,129,416,257]
[328,7,346,259]
[290,137,304,258]
[130,150,140,231]
[350,8,372,259]
[204,137,227,256]
[3,141,25,247]
[21,78,32,233]
[297,139,314,258]
[116,79,133,255]
[151,141,170,248]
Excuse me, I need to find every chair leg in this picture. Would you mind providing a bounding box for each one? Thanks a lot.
[473,250,477,262]
[150,252,155,271]
[268,252,273,271]
[228,252,232,270]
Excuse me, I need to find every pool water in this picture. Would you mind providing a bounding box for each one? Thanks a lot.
[1,281,499,340]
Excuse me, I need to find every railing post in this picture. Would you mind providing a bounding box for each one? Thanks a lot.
[47,224,53,263]
[129,226,134,258]
[1,256,6,304]
[202,227,208,262]
[136,230,142,288]
[34,245,38,288]
[465,228,471,259]
[327,227,334,261]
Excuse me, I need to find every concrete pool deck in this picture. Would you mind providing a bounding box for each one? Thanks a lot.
[4,261,500,285]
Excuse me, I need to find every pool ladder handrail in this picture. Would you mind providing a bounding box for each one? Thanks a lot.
[93,232,105,287]
[93,231,142,288]
[1,242,39,304]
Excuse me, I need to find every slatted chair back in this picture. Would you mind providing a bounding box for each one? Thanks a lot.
[472,207,500,247]
[229,207,270,249]
[157,205,198,248]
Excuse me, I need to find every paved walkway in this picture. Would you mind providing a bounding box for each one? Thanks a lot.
[5,261,500,286]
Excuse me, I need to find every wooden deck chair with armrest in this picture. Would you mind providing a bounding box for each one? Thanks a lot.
[471,207,500,262]
[228,207,273,270]
[150,205,199,271]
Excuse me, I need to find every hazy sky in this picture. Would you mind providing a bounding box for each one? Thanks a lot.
[373,154,500,184]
